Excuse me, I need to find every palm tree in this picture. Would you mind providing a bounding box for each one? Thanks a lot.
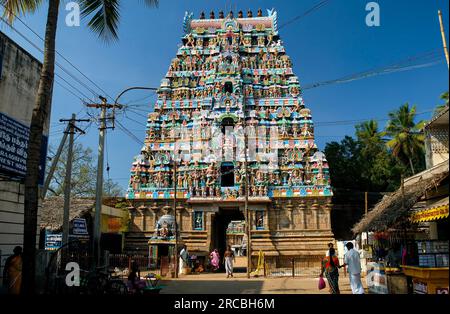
[434,91,449,116]
[1,0,158,295]
[355,120,384,148]
[385,103,426,175]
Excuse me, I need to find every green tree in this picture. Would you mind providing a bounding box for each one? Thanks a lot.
[324,136,365,190]
[356,120,398,191]
[385,103,426,175]
[434,91,449,116]
[2,0,158,294]
[46,143,124,197]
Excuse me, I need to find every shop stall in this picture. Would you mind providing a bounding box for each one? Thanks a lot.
[352,161,449,294]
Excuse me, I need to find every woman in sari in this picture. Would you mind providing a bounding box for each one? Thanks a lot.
[210,249,220,271]
[224,246,235,278]
[320,247,341,294]
[3,246,22,295]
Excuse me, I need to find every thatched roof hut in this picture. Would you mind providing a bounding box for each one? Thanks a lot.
[352,162,449,234]
[40,197,95,231]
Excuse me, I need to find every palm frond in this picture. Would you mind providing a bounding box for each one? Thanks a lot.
[141,0,158,8]
[0,0,43,23]
[79,0,121,42]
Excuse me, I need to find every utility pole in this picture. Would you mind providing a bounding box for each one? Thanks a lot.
[41,124,70,199]
[438,10,449,69]
[243,102,251,279]
[365,192,369,248]
[59,114,89,246]
[87,97,122,268]
[173,156,178,278]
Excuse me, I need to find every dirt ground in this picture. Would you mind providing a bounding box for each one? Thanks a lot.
[158,272,367,294]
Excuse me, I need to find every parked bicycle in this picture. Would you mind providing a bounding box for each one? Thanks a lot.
[81,266,128,295]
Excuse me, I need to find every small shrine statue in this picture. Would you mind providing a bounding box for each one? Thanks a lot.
[194,215,203,229]
[186,33,195,47]
[157,221,169,238]
[206,163,217,186]
[301,123,312,137]
[258,35,265,47]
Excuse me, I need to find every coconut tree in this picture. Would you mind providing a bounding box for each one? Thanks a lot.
[356,120,384,148]
[385,103,426,175]
[1,0,158,295]
[434,91,449,116]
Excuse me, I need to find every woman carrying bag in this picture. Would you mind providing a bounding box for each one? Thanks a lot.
[319,247,341,294]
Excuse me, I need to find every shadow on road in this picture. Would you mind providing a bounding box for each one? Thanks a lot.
[160,279,264,294]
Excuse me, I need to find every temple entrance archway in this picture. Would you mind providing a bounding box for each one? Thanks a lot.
[211,207,245,271]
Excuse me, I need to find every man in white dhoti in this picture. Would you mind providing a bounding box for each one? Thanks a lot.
[343,242,365,294]
[224,245,235,278]
[179,245,189,275]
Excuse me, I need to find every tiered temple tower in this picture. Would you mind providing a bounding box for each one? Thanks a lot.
[125,9,334,265]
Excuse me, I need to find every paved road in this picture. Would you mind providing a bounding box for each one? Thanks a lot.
[160,273,364,294]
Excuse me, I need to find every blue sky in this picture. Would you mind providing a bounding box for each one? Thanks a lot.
[1,0,449,190]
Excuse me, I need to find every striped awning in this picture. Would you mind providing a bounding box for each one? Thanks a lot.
[410,197,449,223]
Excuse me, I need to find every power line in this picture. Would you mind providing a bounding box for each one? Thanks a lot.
[115,120,145,146]
[279,0,333,30]
[303,49,444,90]
[0,16,96,103]
[0,2,114,102]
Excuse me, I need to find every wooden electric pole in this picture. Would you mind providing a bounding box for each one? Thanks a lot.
[59,114,89,246]
[438,10,449,69]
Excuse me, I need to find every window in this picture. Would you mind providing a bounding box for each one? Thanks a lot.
[255,211,265,230]
[193,211,204,230]
[224,81,233,94]
[221,117,235,134]
[221,162,235,187]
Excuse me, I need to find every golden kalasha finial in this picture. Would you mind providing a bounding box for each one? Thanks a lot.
[210,11,215,19]
[219,11,224,19]
[247,10,253,17]
[257,8,263,17]
[238,11,243,18]
[200,12,205,19]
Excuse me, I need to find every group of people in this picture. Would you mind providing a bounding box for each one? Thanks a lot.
[320,242,365,294]
[179,245,236,278]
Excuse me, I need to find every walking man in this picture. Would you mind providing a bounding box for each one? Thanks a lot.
[179,245,189,275]
[342,242,365,294]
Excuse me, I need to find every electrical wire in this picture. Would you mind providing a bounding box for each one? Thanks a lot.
[0,2,114,101]
[0,16,96,103]
[279,0,333,30]
[302,49,444,90]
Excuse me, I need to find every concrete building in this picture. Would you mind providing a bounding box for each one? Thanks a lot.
[0,31,47,285]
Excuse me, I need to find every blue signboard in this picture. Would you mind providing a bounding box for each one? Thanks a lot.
[45,232,62,251]
[0,112,48,185]
[72,218,89,235]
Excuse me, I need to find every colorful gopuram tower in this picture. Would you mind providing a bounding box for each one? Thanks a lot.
[126,9,334,266]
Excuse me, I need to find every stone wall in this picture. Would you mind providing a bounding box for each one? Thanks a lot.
[125,196,334,258]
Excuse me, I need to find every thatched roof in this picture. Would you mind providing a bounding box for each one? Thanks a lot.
[40,197,95,231]
[352,167,448,234]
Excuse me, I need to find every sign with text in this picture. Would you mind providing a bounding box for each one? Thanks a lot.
[45,233,62,251]
[72,218,88,235]
[0,112,48,184]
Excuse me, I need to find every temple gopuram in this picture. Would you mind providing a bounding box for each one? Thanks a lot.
[125,9,334,268]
